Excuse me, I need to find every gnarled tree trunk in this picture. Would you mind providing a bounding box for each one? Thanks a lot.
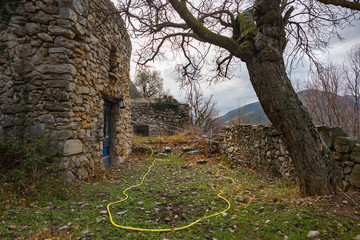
[246,59,334,195]
[244,0,335,195]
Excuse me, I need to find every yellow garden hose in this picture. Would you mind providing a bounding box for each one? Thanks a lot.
[106,146,234,232]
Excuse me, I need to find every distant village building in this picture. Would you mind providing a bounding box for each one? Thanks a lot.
[131,98,191,136]
[0,0,132,181]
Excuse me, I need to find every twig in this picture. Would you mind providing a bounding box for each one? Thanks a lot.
[337,187,360,208]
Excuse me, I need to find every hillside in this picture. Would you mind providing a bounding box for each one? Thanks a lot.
[220,89,359,126]
[220,101,270,124]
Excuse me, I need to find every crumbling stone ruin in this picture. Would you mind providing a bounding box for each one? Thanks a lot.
[0,0,132,181]
[131,98,191,136]
[220,124,360,192]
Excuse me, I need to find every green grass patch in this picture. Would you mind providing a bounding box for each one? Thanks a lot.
[0,157,359,239]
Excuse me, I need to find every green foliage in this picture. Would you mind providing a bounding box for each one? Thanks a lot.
[135,67,164,98]
[0,0,20,24]
[151,99,180,112]
[0,135,61,180]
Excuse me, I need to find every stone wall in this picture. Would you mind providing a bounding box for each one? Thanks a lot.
[131,98,191,136]
[220,124,360,192]
[0,0,132,181]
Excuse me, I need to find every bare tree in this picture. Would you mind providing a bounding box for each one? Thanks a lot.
[345,44,360,137]
[300,46,360,138]
[117,0,359,195]
[302,63,347,126]
[134,66,164,98]
[186,84,221,134]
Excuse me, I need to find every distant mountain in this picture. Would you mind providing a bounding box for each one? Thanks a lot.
[220,101,270,124]
[220,89,359,126]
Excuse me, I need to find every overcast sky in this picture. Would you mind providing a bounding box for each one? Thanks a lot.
[113,1,360,115]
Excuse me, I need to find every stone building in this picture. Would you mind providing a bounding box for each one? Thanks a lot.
[131,98,191,136]
[0,0,132,181]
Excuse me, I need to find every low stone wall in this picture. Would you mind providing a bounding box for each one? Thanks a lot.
[220,124,360,192]
[131,98,190,136]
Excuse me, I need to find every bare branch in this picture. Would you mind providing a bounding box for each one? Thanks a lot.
[316,0,360,10]
[167,0,251,59]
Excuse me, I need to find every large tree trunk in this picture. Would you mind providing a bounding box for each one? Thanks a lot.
[244,0,335,195]
[246,58,335,196]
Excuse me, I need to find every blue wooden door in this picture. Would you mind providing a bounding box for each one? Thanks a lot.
[102,102,111,168]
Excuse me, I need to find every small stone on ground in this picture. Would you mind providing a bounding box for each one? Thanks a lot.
[307,231,320,238]
[81,230,90,235]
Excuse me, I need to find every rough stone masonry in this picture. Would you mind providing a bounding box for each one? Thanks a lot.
[0,0,132,181]
[131,98,191,136]
[220,124,360,192]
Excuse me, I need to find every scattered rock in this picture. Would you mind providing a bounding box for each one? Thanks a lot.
[181,146,196,152]
[265,220,270,224]
[164,146,172,153]
[137,201,144,205]
[81,230,90,235]
[96,217,105,223]
[117,211,127,215]
[58,225,69,231]
[186,150,203,155]
[157,153,168,158]
[132,145,152,154]
[197,159,207,164]
[164,217,171,222]
[355,235,360,240]
[221,212,228,217]
[7,225,16,230]
[307,231,320,238]
[99,210,107,215]
[236,196,248,203]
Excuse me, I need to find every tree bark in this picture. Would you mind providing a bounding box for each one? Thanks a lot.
[246,58,335,195]
[244,0,335,195]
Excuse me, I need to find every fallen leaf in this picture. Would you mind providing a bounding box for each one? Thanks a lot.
[7,225,16,229]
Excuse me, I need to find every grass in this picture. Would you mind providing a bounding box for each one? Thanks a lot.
[1,152,359,239]
[132,132,199,144]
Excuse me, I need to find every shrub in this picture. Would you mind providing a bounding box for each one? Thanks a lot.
[0,135,61,180]
[151,99,180,112]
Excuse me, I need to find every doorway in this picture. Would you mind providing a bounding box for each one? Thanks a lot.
[102,101,112,168]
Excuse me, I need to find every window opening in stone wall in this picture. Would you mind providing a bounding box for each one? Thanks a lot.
[108,46,118,79]
[134,125,149,137]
